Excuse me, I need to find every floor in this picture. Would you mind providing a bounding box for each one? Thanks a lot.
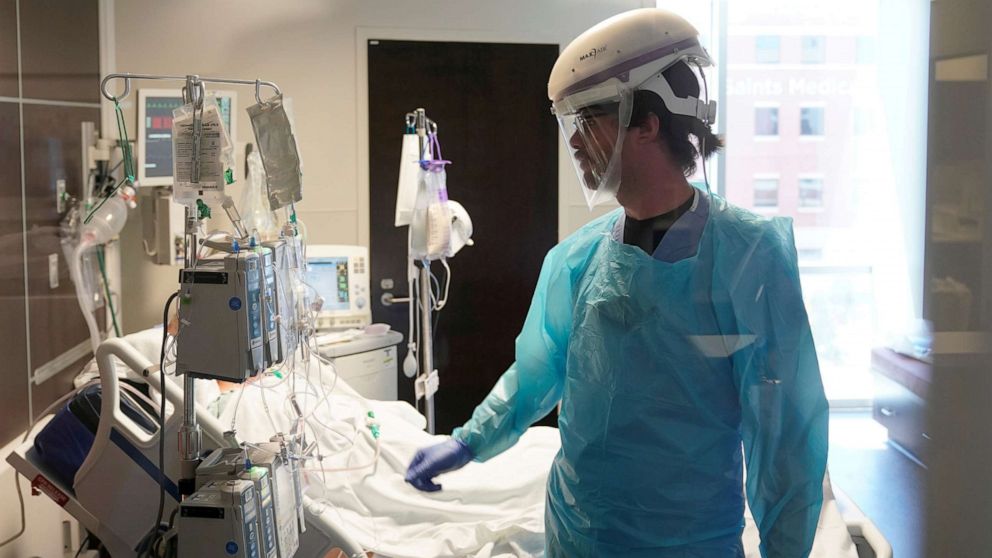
[829,411,926,558]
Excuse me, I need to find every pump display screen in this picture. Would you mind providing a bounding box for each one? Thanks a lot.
[306,258,350,312]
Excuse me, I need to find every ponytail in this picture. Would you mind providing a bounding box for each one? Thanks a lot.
[627,61,724,177]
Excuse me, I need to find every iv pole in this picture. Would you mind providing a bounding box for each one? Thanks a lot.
[101,72,283,494]
[412,108,439,435]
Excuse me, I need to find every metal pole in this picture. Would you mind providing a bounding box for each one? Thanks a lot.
[178,206,201,495]
[178,375,201,494]
[716,0,729,197]
[419,263,436,434]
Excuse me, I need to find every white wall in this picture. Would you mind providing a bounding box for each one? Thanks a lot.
[113,0,647,332]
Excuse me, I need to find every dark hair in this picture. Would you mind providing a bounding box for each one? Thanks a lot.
[628,61,723,176]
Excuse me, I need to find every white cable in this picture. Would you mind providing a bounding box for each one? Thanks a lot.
[435,259,452,310]
[304,438,380,474]
[696,60,712,192]
[229,383,247,431]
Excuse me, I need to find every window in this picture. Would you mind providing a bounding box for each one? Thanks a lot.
[755,36,780,63]
[668,0,929,405]
[856,36,876,64]
[853,107,872,136]
[798,177,824,208]
[800,106,825,136]
[753,177,779,208]
[755,106,779,136]
[801,36,826,64]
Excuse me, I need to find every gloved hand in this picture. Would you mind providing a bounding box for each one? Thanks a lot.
[404,439,474,492]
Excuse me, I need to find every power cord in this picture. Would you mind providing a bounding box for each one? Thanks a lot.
[137,290,179,557]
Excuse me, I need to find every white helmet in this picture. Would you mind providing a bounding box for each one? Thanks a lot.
[548,8,717,208]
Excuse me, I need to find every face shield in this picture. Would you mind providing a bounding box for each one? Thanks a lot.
[553,84,633,209]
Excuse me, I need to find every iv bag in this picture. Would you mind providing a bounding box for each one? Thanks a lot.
[241,150,279,240]
[247,95,303,211]
[395,133,421,227]
[410,167,452,260]
[172,96,233,206]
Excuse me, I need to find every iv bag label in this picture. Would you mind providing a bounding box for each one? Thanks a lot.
[172,101,227,201]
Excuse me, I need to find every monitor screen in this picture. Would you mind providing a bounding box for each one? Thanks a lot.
[306,257,350,312]
[141,93,234,181]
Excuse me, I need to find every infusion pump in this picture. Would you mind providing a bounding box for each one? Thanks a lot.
[306,245,372,331]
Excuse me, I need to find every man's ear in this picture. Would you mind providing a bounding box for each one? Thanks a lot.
[630,111,661,144]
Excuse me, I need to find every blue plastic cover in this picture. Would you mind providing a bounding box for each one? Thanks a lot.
[453,190,829,557]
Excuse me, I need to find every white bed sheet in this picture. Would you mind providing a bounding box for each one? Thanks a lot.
[110,329,858,558]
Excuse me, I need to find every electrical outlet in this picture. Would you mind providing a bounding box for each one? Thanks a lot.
[62,520,71,553]
[49,253,59,289]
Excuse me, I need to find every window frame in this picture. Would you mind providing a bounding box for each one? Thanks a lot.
[754,102,781,140]
[799,103,826,139]
[755,35,781,64]
[801,35,827,64]
[797,174,826,211]
[752,173,781,212]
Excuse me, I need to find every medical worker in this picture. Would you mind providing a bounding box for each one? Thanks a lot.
[405,8,828,558]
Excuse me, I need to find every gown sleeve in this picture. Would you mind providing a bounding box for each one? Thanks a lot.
[453,245,574,461]
[731,219,829,558]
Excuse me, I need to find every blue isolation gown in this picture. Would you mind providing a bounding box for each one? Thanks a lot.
[453,188,829,558]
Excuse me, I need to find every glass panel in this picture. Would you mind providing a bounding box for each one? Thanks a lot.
[801,36,826,64]
[753,177,779,207]
[798,177,824,207]
[754,106,779,135]
[723,0,928,408]
[755,35,781,63]
[800,106,825,135]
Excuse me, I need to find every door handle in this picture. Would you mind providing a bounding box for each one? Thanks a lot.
[880,407,895,417]
[381,292,410,307]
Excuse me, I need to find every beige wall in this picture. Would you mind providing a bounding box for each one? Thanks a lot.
[113,0,644,332]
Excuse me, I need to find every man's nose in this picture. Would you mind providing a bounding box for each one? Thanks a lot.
[569,128,584,151]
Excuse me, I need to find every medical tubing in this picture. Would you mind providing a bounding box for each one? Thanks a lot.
[85,101,134,224]
[229,383,247,430]
[69,240,103,355]
[258,377,282,435]
[96,245,121,337]
[305,438,381,473]
[72,533,90,558]
[435,258,452,310]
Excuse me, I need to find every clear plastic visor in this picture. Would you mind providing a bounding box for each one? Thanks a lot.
[553,85,633,208]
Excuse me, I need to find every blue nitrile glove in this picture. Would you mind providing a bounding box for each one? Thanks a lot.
[404,439,474,492]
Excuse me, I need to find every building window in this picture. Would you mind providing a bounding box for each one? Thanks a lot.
[853,107,872,136]
[755,36,780,64]
[800,106,825,136]
[753,177,779,208]
[755,106,779,136]
[801,36,826,64]
[799,177,824,208]
[856,36,876,64]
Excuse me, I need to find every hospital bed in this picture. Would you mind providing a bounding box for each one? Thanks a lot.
[7,332,892,558]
